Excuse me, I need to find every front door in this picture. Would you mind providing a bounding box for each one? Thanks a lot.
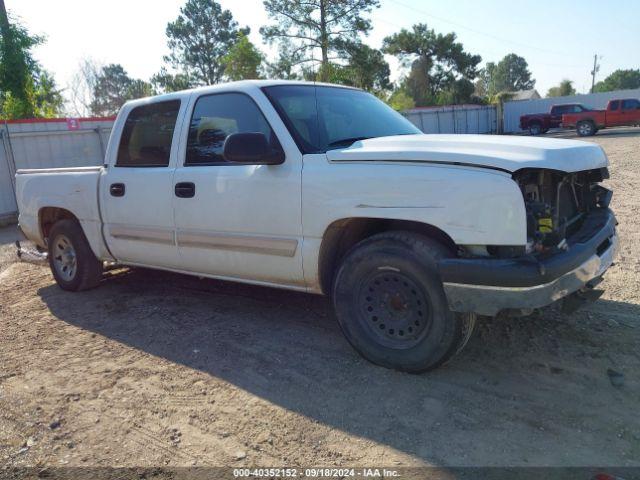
[99,98,185,269]
[172,91,304,288]
[606,100,624,126]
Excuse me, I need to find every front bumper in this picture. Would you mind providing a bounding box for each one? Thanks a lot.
[440,209,618,316]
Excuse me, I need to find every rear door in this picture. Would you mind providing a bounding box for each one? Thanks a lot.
[99,98,186,269]
[171,89,304,287]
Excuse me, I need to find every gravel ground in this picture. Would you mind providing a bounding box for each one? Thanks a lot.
[0,128,639,471]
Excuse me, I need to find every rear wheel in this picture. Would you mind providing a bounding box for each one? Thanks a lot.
[529,123,543,135]
[577,120,596,137]
[332,231,476,373]
[48,219,103,291]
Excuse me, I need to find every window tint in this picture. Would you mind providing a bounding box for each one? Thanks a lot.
[186,93,278,165]
[609,100,619,111]
[116,100,180,167]
[622,99,640,110]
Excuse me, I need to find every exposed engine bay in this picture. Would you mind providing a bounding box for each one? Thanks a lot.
[513,167,612,256]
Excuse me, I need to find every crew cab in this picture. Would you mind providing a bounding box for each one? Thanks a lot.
[519,104,588,135]
[15,80,618,372]
[562,98,640,136]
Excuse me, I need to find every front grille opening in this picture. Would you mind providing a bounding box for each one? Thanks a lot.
[514,168,611,255]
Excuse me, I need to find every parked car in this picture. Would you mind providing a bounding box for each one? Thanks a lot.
[519,104,589,135]
[562,98,640,136]
[15,80,618,373]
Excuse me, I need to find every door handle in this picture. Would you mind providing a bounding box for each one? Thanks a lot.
[175,182,195,198]
[110,183,125,197]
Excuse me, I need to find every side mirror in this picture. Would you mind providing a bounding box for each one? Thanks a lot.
[222,132,284,165]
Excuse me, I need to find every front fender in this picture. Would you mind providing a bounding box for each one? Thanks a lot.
[303,159,526,246]
[300,157,527,293]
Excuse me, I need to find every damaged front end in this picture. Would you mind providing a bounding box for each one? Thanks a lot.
[439,167,618,317]
[515,167,612,257]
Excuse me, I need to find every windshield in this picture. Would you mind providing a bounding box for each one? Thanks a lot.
[262,85,421,153]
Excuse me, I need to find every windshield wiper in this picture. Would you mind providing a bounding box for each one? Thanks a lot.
[327,136,373,149]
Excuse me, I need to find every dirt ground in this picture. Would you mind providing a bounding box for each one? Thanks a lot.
[1,128,639,472]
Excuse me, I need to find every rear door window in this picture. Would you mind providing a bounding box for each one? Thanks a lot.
[116,100,181,167]
[609,101,620,111]
[622,99,640,110]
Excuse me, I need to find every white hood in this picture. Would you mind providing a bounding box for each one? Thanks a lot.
[325,134,609,173]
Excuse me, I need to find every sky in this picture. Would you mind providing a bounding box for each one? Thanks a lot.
[6,0,640,105]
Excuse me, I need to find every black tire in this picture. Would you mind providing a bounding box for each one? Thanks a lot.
[577,120,596,137]
[332,231,476,373]
[529,123,543,135]
[48,219,103,291]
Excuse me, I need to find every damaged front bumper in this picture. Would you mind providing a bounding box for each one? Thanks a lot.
[439,209,618,316]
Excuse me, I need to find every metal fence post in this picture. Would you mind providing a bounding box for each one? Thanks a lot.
[94,127,106,158]
[2,121,17,185]
[0,123,18,219]
[452,107,456,134]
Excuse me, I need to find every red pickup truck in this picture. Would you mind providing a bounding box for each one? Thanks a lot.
[562,98,640,136]
[519,104,588,135]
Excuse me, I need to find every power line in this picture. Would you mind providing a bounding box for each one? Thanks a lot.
[374,8,585,70]
[386,0,575,57]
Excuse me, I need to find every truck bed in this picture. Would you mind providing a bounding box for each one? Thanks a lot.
[15,166,105,253]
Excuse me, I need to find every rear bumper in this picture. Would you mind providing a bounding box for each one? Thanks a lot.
[440,209,618,316]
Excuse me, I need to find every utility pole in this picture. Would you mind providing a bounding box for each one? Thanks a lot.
[590,54,600,93]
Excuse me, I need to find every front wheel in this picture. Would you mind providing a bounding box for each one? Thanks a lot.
[48,219,103,291]
[577,121,596,137]
[529,123,543,135]
[332,231,476,373]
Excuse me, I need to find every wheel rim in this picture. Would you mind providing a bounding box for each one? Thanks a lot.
[531,125,541,135]
[52,234,77,281]
[579,123,591,135]
[357,270,432,349]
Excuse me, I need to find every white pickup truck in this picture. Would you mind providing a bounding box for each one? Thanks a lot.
[16,80,618,372]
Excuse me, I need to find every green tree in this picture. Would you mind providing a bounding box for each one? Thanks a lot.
[491,53,535,94]
[150,67,194,93]
[436,78,475,105]
[383,23,481,107]
[333,40,390,92]
[386,88,415,111]
[474,62,496,98]
[164,0,249,85]
[547,79,576,97]
[0,5,62,118]
[260,0,380,82]
[594,69,640,93]
[265,41,303,80]
[32,70,63,117]
[90,64,153,116]
[222,33,264,81]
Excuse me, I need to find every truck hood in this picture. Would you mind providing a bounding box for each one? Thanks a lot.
[325,134,608,173]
